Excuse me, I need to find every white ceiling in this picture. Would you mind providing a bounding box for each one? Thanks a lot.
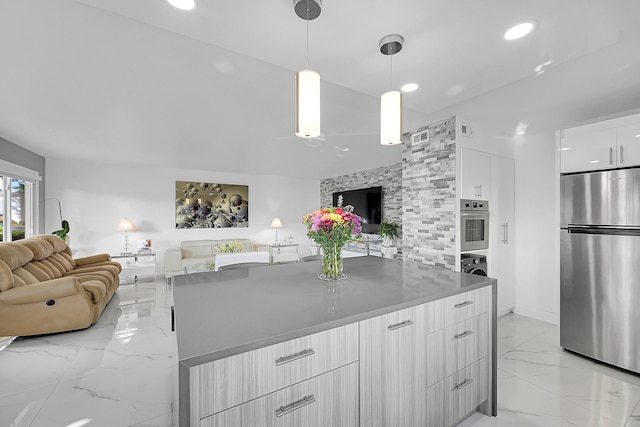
[0,0,639,178]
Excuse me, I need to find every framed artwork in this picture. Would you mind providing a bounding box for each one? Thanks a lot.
[175,181,249,228]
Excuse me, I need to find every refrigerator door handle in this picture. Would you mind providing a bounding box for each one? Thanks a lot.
[620,145,624,164]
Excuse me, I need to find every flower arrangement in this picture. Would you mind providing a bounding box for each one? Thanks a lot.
[303,207,362,281]
[216,240,246,253]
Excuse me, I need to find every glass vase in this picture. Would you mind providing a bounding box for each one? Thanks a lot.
[319,243,347,282]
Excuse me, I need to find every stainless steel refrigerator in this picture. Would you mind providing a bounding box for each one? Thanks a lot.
[560,167,640,374]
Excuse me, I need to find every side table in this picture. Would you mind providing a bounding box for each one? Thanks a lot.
[266,243,299,264]
[111,252,157,284]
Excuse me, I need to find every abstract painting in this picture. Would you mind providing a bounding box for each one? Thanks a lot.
[175,181,249,228]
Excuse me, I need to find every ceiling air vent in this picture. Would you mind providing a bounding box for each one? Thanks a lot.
[411,130,429,145]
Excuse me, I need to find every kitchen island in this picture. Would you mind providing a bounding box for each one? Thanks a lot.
[174,256,496,426]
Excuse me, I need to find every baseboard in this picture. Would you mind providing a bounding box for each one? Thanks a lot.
[513,305,559,326]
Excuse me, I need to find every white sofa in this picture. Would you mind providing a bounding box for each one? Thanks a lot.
[164,239,267,280]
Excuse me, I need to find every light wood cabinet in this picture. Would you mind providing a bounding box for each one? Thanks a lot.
[182,285,494,427]
[460,148,491,199]
[427,313,489,386]
[360,286,492,427]
[200,362,359,427]
[427,357,489,427]
[359,302,442,427]
[189,323,358,424]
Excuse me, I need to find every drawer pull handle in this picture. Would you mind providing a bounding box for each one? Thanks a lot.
[455,378,474,390]
[275,349,315,366]
[454,300,473,309]
[454,330,474,340]
[388,320,414,331]
[275,395,316,418]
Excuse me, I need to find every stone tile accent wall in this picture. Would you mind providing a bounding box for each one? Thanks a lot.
[320,163,403,257]
[402,116,457,270]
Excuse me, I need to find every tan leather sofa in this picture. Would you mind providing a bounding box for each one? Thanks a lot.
[0,235,122,337]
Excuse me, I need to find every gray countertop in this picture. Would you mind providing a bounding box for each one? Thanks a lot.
[173,256,495,367]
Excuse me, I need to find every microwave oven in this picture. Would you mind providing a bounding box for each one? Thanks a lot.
[460,199,489,251]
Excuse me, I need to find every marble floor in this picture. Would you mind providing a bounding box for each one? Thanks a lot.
[1,279,639,427]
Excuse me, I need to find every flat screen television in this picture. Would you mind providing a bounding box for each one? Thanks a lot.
[332,186,382,234]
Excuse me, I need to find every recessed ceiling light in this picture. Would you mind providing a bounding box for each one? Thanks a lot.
[167,0,195,11]
[635,134,640,138]
[589,160,600,164]
[401,83,419,93]
[504,20,537,40]
[559,147,572,151]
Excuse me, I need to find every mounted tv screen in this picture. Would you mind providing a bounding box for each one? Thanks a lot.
[332,187,382,234]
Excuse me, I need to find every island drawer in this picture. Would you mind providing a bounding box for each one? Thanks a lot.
[426,312,489,386]
[200,362,359,427]
[426,357,489,427]
[443,286,491,327]
[191,322,359,418]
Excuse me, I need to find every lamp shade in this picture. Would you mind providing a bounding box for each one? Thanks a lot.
[295,69,321,138]
[270,217,284,228]
[117,218,137,232]
[380,90,402,145]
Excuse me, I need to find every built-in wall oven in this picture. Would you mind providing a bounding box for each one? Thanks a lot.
[460,199,489,252]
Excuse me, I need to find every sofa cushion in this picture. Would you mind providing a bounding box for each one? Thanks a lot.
[0,243,34,270]
[17,239,54,261]
[12,266,40,285]
[22,262,56,282]
[33,234,68,254]
[0,277,81,305]
[181,245,214,258]
[0,260,14,292]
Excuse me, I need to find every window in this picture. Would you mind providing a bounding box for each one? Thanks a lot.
[0,160,40,242]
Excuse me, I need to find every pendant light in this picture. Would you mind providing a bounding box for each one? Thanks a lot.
[294,0,321,139]
[379,34,403,146]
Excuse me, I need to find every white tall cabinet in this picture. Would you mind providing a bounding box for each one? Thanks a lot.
[489,155,515,315]
[460,148,491,199]
[459,148,515,316]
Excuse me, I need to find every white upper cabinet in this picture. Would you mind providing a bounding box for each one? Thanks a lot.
[460,148,491,199]
[561,114,640,174]
[616,122,640,168]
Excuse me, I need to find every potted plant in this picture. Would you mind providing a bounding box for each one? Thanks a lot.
[49,198,70,243]
[379,219,400,247]
[52,219,70,242]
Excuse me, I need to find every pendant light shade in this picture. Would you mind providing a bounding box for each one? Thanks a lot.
[295,69,321,138]
[379,34,404,146]
[294,0,322,139]
[380,90,402,145]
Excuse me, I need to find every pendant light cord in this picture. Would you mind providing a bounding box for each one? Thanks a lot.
[389,54,393,90]
[306,0,310,70]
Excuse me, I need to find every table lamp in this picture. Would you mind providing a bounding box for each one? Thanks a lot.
[270,217,283,243]
[117,217,137,255]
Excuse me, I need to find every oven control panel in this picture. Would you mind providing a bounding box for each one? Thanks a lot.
[460,199,489,211]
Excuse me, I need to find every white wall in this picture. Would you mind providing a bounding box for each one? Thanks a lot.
[513,130,560,324]
[45,159,320,273]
